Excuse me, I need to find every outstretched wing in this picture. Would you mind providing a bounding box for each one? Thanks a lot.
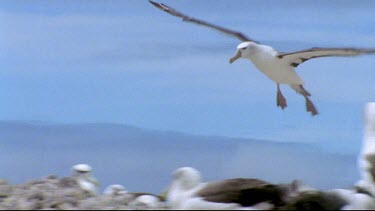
[277,47,375,68]
[148,0,256,43]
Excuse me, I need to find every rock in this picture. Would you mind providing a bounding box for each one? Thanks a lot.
[0,174,168,210]
[0,179,8,185]
[59,177,78,188]
[0,185,13,198]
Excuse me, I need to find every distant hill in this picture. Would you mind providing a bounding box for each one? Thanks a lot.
[0,121,359,193]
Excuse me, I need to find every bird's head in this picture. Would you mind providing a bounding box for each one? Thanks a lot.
[229,41,255,63]
[172,167,202,190]
[72,164,92,178]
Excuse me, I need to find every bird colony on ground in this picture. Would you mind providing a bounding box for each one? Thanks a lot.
[0,102,375,209]
[1,1,374,210]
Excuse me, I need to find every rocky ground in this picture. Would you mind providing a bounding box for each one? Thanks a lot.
[0,174,374,210]
[0,176,167,210]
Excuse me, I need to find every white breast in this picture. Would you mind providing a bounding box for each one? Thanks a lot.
[249,45,303,85]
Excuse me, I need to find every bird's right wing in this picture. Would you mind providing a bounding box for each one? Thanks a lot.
[148,0,256,43]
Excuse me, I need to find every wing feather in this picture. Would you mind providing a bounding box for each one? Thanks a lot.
[148,0,256,43]
[277,47,375,68]
[197,178,284,207]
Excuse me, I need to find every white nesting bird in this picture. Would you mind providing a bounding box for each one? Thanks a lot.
[356,102,375,197]
[104,184,164,208]
[326,189,375,210]
[71,164,100,195]
[149,1,375,116]
[166,167,289,210]
[130,194,164,209]
[103,184,128,196]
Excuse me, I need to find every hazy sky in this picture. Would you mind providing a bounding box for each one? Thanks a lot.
[1,0,375,155]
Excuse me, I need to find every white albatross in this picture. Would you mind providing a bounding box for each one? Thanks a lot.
[166,167,293,210]
[356,102,375,196]
[149,1,375,116]
[71,164,100,196]
[103,184,128,196]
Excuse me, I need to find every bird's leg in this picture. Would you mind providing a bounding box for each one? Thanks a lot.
[290,84,318,116]
[305,96,318,116]
[298,85,318,116]
[276,84,287,109]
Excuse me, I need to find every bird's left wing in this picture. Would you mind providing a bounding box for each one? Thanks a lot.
[197,178,283,206]
[148,0,256,43]
[277,47,375,68]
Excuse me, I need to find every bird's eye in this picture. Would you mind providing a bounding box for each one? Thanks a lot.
[241,47,247,50]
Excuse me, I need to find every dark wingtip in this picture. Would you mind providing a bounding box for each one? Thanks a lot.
[365,49,375,54]
[148,0,163,10]
[149,1,172,13]
[148,0,156,5]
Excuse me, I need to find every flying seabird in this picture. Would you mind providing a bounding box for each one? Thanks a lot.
[166,167,294,210]
[149,1,375,116]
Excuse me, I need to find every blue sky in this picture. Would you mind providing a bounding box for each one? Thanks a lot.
[1,0,375,155]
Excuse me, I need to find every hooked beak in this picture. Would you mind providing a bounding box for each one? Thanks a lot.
[229,50,241,64]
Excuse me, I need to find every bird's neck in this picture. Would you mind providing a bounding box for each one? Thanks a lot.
[167,182,186,209]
